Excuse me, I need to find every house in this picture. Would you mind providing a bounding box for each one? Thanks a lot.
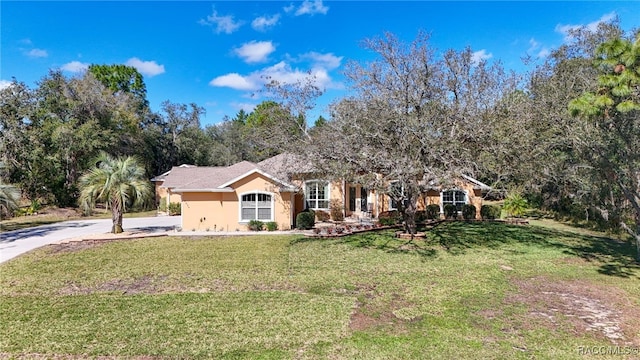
[157,154,490,231]
[150,164,196,207]
[159,160,298,231]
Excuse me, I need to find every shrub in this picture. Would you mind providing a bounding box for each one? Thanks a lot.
[378,210,401,226]
[330,199,344,222]
[443,204,458,219]
[265,221,278,231]
[425,204,441,220]
[168,202,181,216]
[296,210,315,230]
[462,204,477,220]
[158,197,167,212]
[415,210,427,223]
[480,204,501,220]
[316,210,330,222]
[503,192,528,217]
[248,220,264,231]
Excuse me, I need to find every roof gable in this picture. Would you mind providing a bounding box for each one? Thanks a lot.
[161,160,295,192]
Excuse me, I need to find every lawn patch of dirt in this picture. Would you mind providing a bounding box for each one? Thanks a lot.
[60,275,172,295]
[0,354,160,359]
[505,276,640,346]
[46,239,111,254]
[349,287,421,333]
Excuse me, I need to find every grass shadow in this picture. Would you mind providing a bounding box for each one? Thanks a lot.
[305,221,639,279]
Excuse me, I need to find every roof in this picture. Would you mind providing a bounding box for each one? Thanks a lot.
[461,174,491,191]
[150,164,196,182]
[161,159,296,193]
[423,174,492,191]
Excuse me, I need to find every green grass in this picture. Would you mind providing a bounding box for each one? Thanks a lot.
[1,224,639,359]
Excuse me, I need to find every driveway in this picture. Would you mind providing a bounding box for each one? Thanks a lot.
[0,216,180,263]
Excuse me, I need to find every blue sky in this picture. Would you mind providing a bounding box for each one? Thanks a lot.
[2,1,639,126]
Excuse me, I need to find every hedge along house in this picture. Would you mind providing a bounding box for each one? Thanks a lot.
[160,161,297,231]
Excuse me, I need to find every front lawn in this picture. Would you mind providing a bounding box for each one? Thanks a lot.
[1,222,639,359]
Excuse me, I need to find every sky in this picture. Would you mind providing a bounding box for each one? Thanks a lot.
[2,1,639,126]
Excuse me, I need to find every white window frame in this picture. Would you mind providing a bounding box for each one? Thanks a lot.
[238,191,274,222]
[440,189,467,214]
[304,180,330,210]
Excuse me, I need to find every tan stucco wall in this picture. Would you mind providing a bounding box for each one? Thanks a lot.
[377,180,484,219]
[290,179,344,221]
[155,181,182,208]
[180,172,293,231]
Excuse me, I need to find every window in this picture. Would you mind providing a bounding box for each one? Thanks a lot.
[442,190,466,213]
[389,182,404,210]
[241,193,272,221]
[349,186,356,212]
[360,187,368,212]
[305,181,329,209]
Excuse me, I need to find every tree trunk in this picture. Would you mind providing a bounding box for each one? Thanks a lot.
[111,200,123,234]
[636,218,640,263]
[403,192,418,236]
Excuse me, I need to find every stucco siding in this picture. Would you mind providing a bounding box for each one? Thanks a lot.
[180,172,293,231]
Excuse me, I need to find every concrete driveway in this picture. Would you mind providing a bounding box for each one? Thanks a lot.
[0,216,180,264]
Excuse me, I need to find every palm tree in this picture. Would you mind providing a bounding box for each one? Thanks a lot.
[79,153,151,233]
[0,183,20,219]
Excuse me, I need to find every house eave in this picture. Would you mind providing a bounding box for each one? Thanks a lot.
[172,188,235,193]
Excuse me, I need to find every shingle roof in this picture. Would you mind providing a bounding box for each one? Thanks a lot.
[257,153,315,181]
[161,158,296,192]
[150,164,195,182]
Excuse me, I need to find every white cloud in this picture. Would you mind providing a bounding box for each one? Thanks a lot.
[0,80,13,91]
[27,48,48,58]
[231,101,257,113]
[61,61,89,73]
[527,38,550,59]
[210,50,343,92]
[555,12,616,41]
[125,58,165,77]
[537,48,551,59]
[199,8,243,34]
[209,73,258,91]
[471,49,493,65]
[252,14,280,32]
[285,0,328,16]
[234,41,276,64]
[299,52,343,70]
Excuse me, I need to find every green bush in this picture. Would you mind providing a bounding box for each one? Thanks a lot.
[503,193,528,217]
[265,221,278,231]
[415,210,427,223]
[158,197,167,212]
[316,210,330,222]
[296,210,315,230]
[168,202,181,216]
[425,204,441,220]
[248,220,264,231]
[330,200,344,222]
[480,204,501,220]
[462,204,477,220]
[443,204,458,219]
[378,210,401,226]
